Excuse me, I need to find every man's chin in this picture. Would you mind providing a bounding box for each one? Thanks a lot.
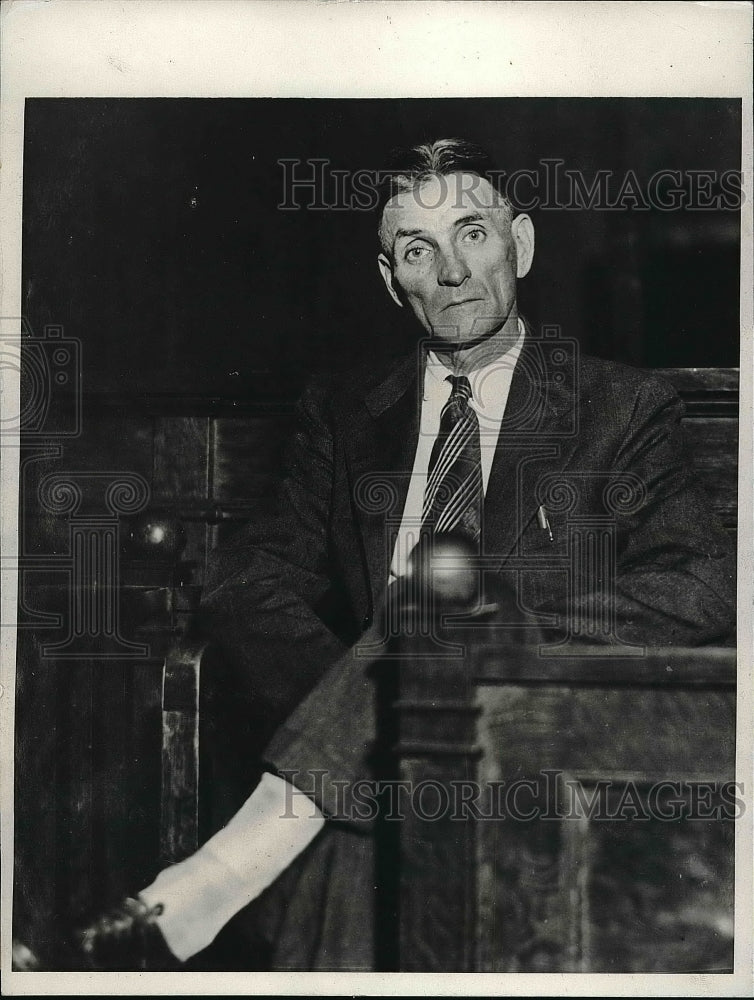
[424,326,501,352]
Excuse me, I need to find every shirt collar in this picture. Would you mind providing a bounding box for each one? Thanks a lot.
[424,317,526,417]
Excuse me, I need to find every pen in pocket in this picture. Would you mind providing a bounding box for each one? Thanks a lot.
[537,504,554,542]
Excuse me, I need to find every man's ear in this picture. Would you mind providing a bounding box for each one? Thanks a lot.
[378,253,404,308]
[511,214,535,278]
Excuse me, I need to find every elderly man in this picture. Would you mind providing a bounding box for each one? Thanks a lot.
[79,138,735,971]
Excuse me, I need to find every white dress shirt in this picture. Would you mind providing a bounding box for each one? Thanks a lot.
[389,319,525,580]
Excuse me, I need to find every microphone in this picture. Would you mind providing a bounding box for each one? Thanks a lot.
[405,531,481,610]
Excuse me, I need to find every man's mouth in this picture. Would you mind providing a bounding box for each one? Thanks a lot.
[441,298,482,311]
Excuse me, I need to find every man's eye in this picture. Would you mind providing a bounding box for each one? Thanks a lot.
[462,228,486,243]
[404,245,431,262]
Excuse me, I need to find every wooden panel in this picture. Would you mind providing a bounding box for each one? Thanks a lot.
[55,661,94,927]
[95,661,130,907]
[681,417,738,522]
[473,670,735,972]
[59,407,155,475]
[659,368,739,521]
[153,416,210,501]
[160,641,204,865]
[211,415,294,504]
[587,814,734,971]
[478,685,734,783]
[398,756,479,971]
[683,416,739,458]
[150,416,210,573]
[474,644,736,686]
[658,367,739,395]
[385,636,481,972]
[127,659,164,889]
[388,638,736,972]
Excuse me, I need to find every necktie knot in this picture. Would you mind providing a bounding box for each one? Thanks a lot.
[447,374,472,405]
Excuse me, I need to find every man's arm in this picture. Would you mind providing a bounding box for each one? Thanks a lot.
[200,378,349,733]
[547,376,736,647]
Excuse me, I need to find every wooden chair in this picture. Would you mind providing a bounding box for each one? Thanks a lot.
[157,366,738,971]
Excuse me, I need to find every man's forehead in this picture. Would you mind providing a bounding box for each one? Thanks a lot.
[382,173,506,237]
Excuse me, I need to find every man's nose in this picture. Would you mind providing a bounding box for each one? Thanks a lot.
[436,247,470,286]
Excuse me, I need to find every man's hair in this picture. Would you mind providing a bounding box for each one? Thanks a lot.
[377,137,514,257]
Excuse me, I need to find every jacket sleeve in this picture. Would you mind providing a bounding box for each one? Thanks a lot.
[199,378,350,736]
[543,376,736,646]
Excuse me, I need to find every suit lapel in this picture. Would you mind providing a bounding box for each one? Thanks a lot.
[483,331,582,563]
[343,349,423,610]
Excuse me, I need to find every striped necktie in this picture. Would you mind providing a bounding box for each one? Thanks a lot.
[421,374,483,543]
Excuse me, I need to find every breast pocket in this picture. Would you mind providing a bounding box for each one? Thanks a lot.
[517,509,569,558]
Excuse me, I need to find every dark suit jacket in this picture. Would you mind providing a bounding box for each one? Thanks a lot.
[201,332,735,807]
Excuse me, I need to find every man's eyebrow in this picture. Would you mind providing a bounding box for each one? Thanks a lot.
[394,227,425,242]
[393,212,489,244]
[453,212,486,227]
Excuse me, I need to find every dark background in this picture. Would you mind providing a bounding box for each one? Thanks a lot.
[23,97,741,396]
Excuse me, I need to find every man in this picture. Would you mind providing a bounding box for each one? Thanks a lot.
[79,138,735,971]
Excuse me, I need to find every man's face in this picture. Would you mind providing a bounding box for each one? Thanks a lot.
[378,173,534,345]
